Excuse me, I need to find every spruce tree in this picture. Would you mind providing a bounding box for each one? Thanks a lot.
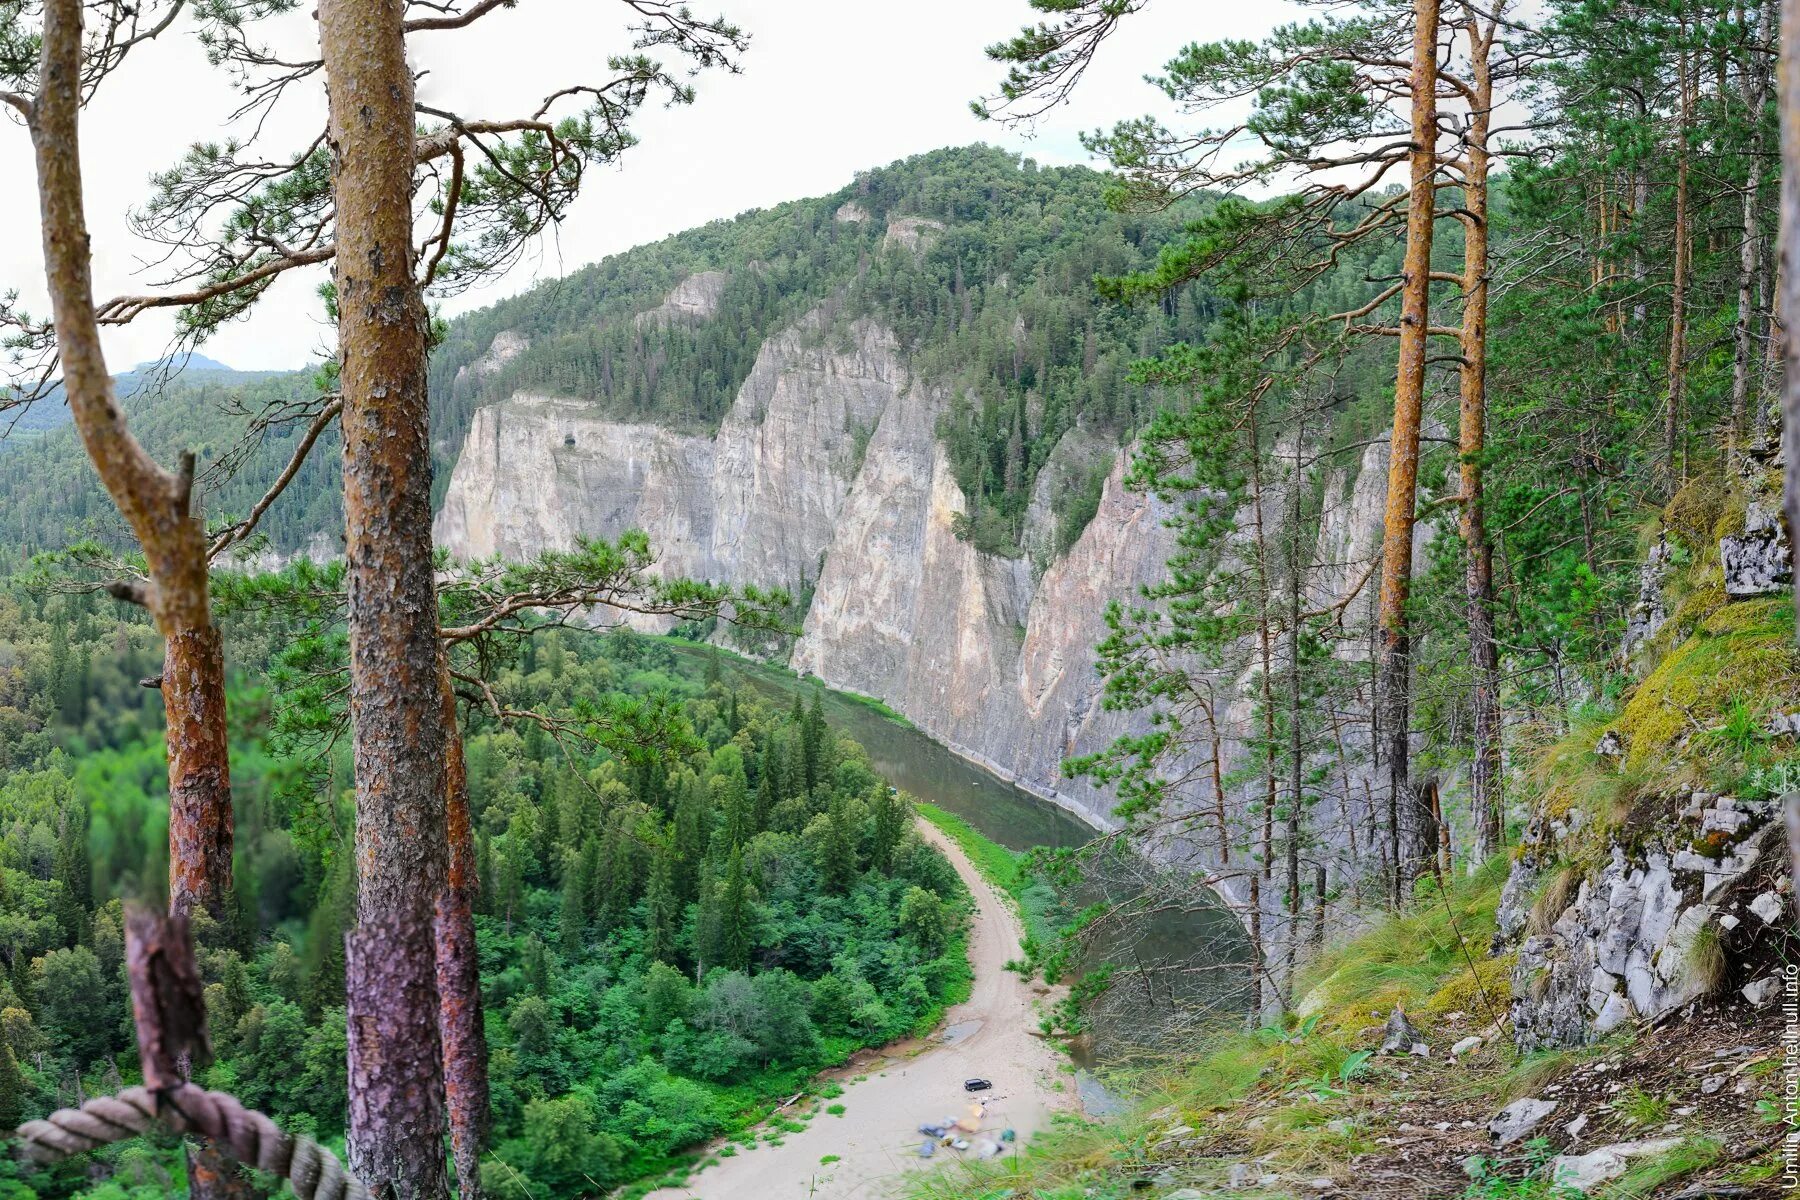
[644,849,681,968]
[558,846,594,954]
[716,849,754,972]
[0,1044,23,1131]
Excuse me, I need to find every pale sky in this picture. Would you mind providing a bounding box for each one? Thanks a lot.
[0,0,1294,373]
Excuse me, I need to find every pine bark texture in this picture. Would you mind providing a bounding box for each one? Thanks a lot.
[1461,2,1503,862]
[319,0,451,1193]
[436,667,487,1200]
[1378,0,1441,900]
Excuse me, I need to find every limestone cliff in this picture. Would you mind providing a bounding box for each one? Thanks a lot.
[437,290,1398,841]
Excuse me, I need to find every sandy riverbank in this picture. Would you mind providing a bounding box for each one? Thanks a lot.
[642,817,1074,1199]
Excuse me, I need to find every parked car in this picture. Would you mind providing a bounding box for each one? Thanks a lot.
[962,1078,993,1092]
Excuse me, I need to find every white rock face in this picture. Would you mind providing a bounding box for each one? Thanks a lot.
[438,306,1400,845]
[634,270,730,329]
[455,330,530,383]
[793,405,1170,828]
[884,216,945,254]
[437,310,899,589]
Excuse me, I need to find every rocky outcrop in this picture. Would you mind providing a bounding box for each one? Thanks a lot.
[793,406,1175,827]
[1720,500,1792,598]
[455,330,529,383]
[884,216,944,255]
[1506,789,1791,1052]
[1622,535,1673,657]
[437,305,1400,844]
[436,310,901,592]
[634,271,729,329]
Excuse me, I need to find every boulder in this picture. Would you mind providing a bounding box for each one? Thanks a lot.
[1489,1097,1558,1147]
[1548,1138,1683,1193]
[1742,976,1783,1007]
[1379,1006,1428,1057]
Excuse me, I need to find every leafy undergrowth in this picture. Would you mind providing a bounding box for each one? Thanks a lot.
[901,849,1788,1200]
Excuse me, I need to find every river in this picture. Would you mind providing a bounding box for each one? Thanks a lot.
[661,639,1254,1075]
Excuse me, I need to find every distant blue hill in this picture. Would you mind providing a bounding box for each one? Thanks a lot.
[129,352,237,375]
[4,353,283,438]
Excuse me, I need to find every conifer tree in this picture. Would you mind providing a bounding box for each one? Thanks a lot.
[715,848,753,972]
[644,847,681,968]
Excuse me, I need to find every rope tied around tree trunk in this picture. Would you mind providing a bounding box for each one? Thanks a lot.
[8,907,370,1199]
[14,1082,369,1200]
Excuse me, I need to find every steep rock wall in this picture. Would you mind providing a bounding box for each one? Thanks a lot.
[437,300,1396,841]
[436,311,902,592]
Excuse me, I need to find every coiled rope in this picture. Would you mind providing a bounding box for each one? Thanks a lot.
[14,1082,369,1200]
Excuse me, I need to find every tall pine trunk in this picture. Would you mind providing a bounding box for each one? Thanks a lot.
[1461,2,1503,863]
[1378,0,1441,903]
[319,0,452,1193]
[27,6,246,1194]
[437,665,488,1200]
[1666,35,1693,488]
[1783,0,1800,644]
[1732,2,1774,447]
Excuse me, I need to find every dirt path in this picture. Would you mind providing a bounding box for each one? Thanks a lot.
[643,818,1073,1200]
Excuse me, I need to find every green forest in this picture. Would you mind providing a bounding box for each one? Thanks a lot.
[0,578,975,1198]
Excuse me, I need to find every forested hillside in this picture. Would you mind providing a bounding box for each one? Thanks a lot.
[0,0,1797,1190]
[0,575,975,1197]
[0,146,1240,562]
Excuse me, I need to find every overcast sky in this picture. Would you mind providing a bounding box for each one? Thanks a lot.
[0,0,1293,373]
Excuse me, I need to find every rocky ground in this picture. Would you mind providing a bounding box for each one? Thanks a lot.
[1140,998,1790,1199]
